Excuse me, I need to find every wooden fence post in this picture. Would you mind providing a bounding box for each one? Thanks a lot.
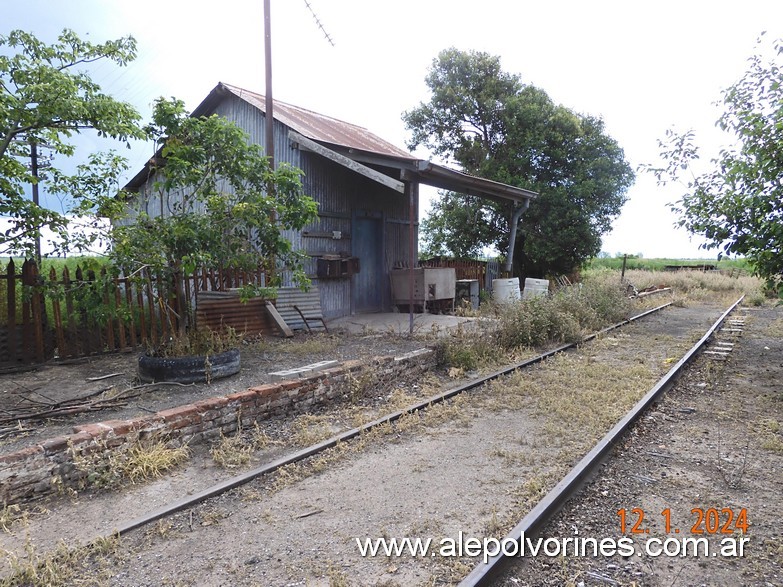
[62,266,78,358]
[50,267,66,358]
[6,259,17,363]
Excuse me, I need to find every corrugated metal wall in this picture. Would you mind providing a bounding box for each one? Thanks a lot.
[125,93,417,320]
[298,154,415,318]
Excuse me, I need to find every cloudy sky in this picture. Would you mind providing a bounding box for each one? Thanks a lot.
[5,0,783,258]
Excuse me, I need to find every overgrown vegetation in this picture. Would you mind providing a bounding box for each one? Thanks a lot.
[149,326,243,358]
[69,438,189,490]
[209,422,279,469]
[437,276,633,370]
[1,534,121,587]
[617,268,764,306]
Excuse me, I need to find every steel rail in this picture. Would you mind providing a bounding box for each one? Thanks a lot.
[114,300,673,537]
[458,294,745,587]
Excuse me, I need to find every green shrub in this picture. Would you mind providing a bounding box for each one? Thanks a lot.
[435,278,633,369]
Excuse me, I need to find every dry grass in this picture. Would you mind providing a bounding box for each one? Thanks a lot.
[290,414,338,447]
[210,422,282,469]
[70,438,190,489]
[764,317,783,338]
[757,417,783,453]
[1,534,121,587]
[120,441,190,483]
[479,341,676,458]
[282,334,340,357]
[618,268,764,306]
[436,277,637,371]
[0,503,22,534]
[210,432,255,469]
[262,394,477,496]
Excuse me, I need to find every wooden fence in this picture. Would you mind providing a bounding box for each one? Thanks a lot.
[419,257,501,292]
[0,259,267,366]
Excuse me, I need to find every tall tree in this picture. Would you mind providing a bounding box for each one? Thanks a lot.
[651,35,783,289]
[0,29,145,257]
[404,48,634,277]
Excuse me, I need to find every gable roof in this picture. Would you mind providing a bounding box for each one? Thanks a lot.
[211,83,415,162]
[124,82,537,205]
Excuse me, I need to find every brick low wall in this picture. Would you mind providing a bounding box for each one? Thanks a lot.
[0,349,435,504]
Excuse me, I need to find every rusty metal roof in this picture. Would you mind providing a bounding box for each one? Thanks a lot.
[125,82,537,204]
[216,82,416,161]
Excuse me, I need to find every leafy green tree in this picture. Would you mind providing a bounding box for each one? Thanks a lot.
[0,29,146,257]
[650,36,783,288]
[110,97,318,315]
[404,48,634,277]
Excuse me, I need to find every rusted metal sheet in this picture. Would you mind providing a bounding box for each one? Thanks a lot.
[276,287,326,331]
[195,291,277,336]
[221,83,415,160]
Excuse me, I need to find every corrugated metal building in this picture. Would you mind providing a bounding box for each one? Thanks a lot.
[124,82,537,319]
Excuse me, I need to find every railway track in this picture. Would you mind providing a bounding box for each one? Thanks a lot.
[114,300,676,537]
[3,297,750,585]
[458,294,745,586]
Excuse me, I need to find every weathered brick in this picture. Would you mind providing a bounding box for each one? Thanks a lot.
[128,415,163,430]
[342,359,363,372]
[0,445,44,465]
[194,396,230,411]
[321,366,346,377]
[279,380,302,391]
[158,404,200,423]
[103,437,127,449]
[98,419,136,437]
[72,423,112,438]
[226,389,257,404]
[248,383,282,398]
[40,435,70,455]
[298,373,321,386]
[66,431,94,449]
[168,417,196,431]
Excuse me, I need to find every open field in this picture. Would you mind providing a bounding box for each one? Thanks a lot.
[587,256,753,273]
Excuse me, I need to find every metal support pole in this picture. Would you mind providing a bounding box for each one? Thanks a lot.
[264,0,274,170]
[503,201,529,275]
[408,181,418,335]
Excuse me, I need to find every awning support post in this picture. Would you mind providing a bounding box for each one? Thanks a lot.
[408,180,418,336]
[503,201,530,274]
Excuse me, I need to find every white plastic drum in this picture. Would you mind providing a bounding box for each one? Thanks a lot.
[492,278,521,303]
[522,278,550,299]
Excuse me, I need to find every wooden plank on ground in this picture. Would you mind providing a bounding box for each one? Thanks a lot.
[265,301,294,337]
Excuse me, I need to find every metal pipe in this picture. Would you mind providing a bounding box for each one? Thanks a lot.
[408,181,417,335]
[503,200,529,274]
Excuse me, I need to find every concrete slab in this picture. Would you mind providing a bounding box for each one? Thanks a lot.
[326,312,477,336]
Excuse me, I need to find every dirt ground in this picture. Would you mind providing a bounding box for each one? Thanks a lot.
[0,298,779,586]
[0,327,428,454]
[498,304,783,586]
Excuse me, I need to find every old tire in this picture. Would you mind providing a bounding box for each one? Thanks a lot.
[138,349,241,384]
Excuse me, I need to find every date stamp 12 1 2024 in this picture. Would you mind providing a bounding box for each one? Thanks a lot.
[617,507,749,535]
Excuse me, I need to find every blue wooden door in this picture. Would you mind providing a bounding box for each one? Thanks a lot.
[353,216,383,312]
